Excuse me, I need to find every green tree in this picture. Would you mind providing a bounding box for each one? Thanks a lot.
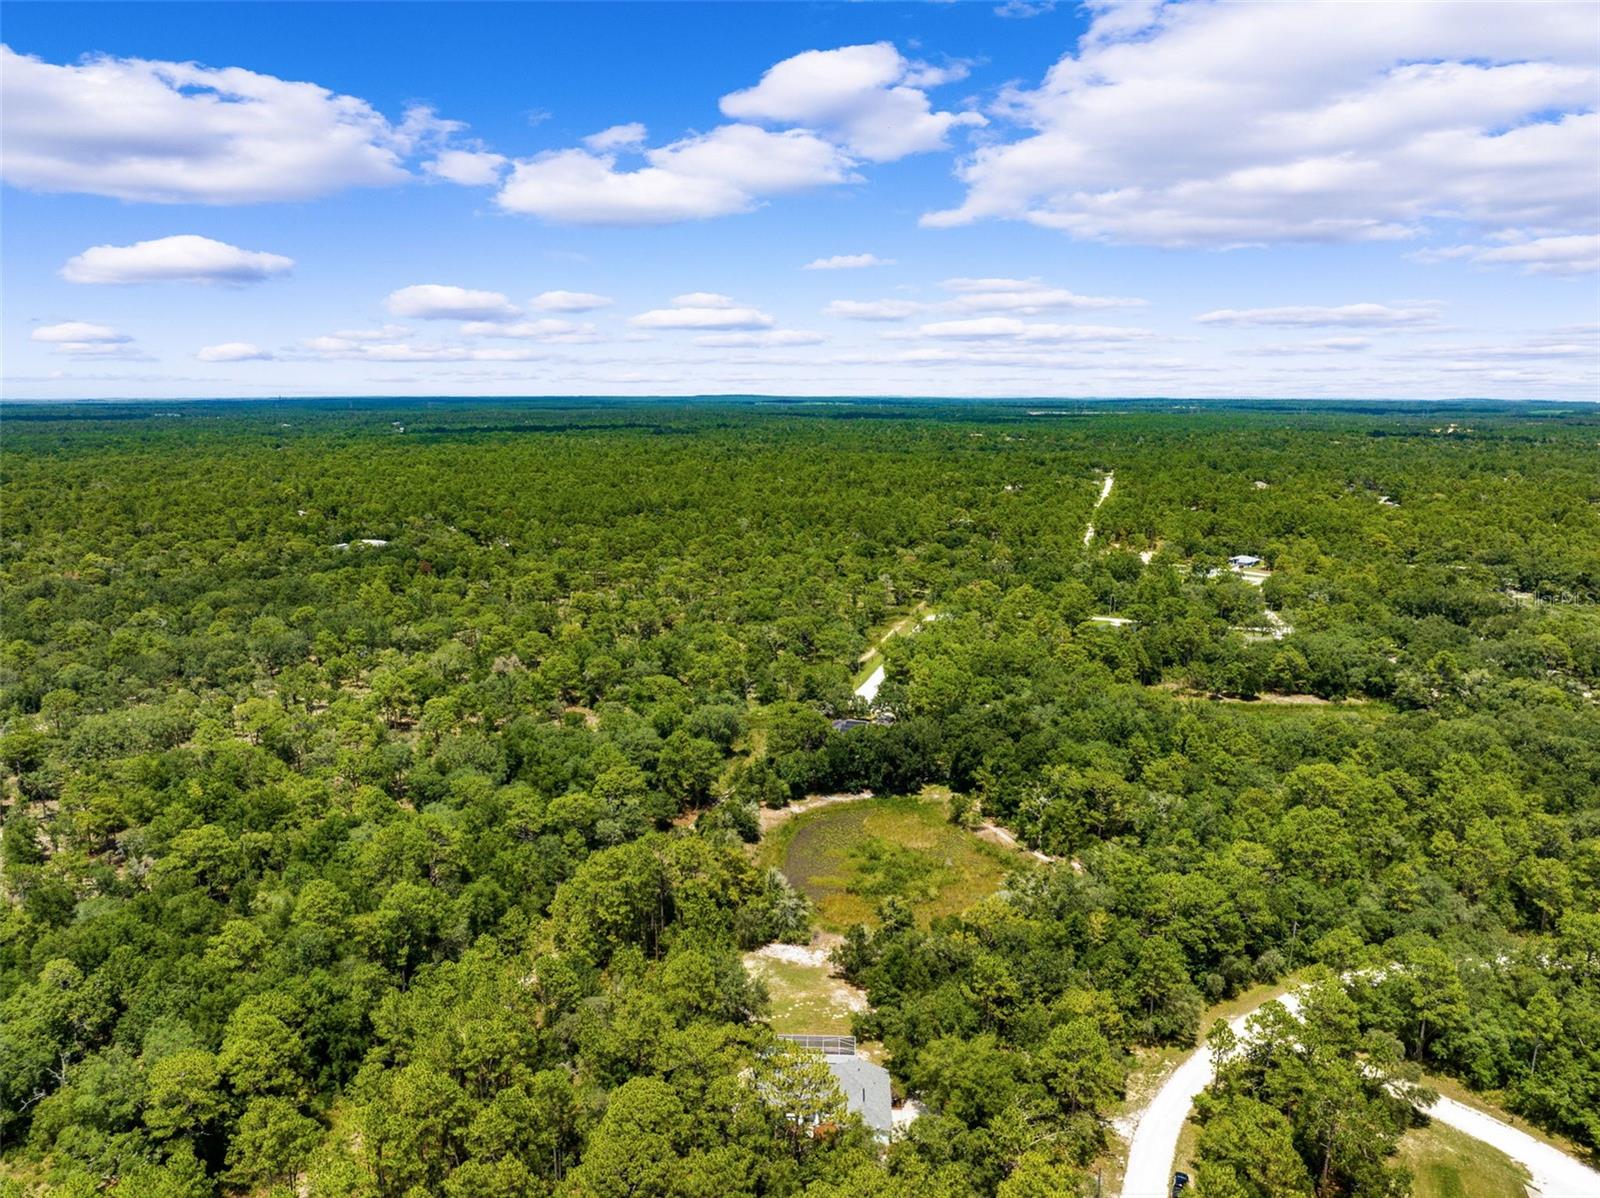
[1194,1094,1314,1198]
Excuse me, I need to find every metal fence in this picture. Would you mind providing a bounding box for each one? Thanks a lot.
[777,1033,856,1056]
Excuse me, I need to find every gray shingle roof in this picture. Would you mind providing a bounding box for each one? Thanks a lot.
[824,1054,893,1138]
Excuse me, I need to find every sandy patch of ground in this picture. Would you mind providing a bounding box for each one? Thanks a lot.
[974,820,1064,866]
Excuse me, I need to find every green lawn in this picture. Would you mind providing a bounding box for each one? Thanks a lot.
[760,791,1029,931]
[1397,1121,1530,1198]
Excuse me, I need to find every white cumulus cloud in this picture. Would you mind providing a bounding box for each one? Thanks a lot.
[720,42,984,161]
[1413,233,1600,276]
[631,293,774,330]
[583,123,648,152]
[804,253,894,270]
[490,42,976,225]
[196,342,273,361]
[385,284,520,321]
[459,318,599,342]
[423,149,509,186]
[61,235,294,285]
[925,2,1600,247]
[531,290,613,312]
[496,124,853,224]
[31,321,129,343]
[0,45,458,203]
[30,320,142,358]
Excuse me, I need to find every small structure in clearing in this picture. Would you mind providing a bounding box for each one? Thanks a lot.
[1228,554,1262,568]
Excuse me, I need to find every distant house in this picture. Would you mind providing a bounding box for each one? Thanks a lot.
[778,1034,893,1140]
[1228,554,1262,568]
[830,715,894,732]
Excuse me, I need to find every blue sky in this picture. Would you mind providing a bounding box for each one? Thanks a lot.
[3,0,1597,400]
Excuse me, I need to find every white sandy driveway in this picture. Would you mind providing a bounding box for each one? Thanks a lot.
[1118,990,1599,1198]
[1084,471,1115,546]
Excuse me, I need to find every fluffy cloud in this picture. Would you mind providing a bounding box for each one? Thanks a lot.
[917,317,1154,342]
[459,318,599,342]
[693,329,826,347]
[0,45,457,203]
[925,2,1599,246]
[1413,233,1600,276]
[720,42,984,161]
[583,123,648,152]
[31,320,140,357]
[824,298,924,321]
[491,43,975,224]
[496,124,853,224]
[943,277,1145,312]
[1196,303,1439,328]
[197,342,273,361]
[31,321,129,343]
[804,253,894,270]
[61,235,294,285]
[423,149,509,186]
[385,284,520,321]
[531,290,613,312]
[631,293,774,330]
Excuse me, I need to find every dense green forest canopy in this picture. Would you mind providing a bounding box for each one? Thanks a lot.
[2,398,1598,1197]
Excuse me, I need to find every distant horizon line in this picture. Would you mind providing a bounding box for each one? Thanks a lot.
[3,393,1593,407]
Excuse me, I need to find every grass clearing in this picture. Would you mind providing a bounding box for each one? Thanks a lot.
[760,790,1029,931]
[745,952,862,1036]
[1397,1120,1530,1198]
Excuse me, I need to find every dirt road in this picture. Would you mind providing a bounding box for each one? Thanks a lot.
[1117,990,1600,1198]
[1084,471,1115,546]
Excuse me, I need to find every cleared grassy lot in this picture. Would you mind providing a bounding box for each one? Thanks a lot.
[759,790,1028,931]
[744,948,864,1036]
[1397,1120,1530,1198]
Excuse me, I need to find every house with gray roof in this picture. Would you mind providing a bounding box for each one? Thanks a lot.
[778,1034,893,1140]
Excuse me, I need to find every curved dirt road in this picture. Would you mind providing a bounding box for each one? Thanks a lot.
[1118,990,1599,1198]
[1119,993,1303,1198]
[1423,1095,1600,1198]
